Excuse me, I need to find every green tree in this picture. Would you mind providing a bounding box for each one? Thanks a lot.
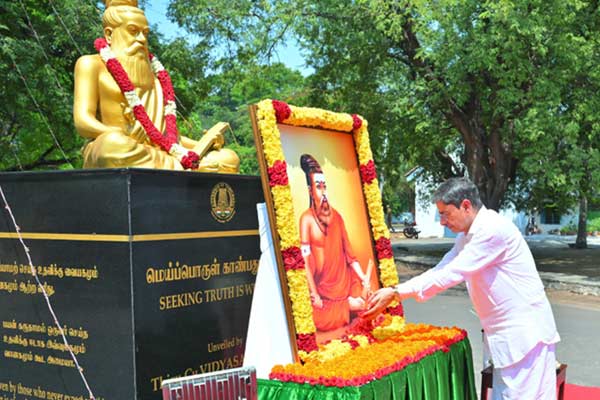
[156,31,309,174]
[507,1,600,248]
[1,0,307,176]
[307,0,600,210]
[168,0,598,213]
[0,0,103,170]
[192,62,309,174]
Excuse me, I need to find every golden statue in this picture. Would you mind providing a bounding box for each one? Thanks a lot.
[73,0,240,173]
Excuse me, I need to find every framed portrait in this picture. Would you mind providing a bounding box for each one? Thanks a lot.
[250,100,401,361]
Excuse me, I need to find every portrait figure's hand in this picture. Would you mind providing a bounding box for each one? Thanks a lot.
[311,292,323,308]
[348,296,366,311]
[361,278,371,293]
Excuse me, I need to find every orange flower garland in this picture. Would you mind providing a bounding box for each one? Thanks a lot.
[255,99,400,356]
[270,323,467,387]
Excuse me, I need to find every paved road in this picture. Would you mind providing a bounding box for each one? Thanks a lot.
[404,291,600,394]
[393,234,600,295]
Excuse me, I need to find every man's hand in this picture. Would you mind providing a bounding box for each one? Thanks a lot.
[362,287,400,319]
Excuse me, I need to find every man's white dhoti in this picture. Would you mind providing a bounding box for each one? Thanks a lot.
[492,342,557,400]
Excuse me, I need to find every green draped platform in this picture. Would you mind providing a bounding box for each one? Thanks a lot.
[257,337,477,400]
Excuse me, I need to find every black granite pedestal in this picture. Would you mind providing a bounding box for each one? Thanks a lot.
[0,169,263,400]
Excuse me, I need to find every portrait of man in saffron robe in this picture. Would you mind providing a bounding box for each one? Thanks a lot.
[278,125,380,343]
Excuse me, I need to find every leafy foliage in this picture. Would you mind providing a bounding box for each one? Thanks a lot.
[588,211,600,233]
[2,0,598,243]
[167,0,599,213]
[0,0,104,170]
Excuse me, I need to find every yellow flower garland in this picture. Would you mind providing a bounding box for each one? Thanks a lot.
[271,185,300,249]
[372,315,406,341]
[287,105,355,131]
[285,269,316,334]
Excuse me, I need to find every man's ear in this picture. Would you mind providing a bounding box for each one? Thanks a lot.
[104,27,113,44]
[461,199,473,211]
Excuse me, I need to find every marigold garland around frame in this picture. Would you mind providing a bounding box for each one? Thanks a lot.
[253,99,401,358]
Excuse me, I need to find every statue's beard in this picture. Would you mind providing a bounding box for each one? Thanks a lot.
[114,44,154,91]
[312,196,332,227]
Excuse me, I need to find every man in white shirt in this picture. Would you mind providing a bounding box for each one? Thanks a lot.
[364,177,560,400]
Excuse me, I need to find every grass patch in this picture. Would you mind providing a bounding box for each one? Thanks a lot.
[588,211,600,232]
[561,210,600,233]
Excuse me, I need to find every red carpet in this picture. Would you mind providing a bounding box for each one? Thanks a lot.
[565,383,600,400]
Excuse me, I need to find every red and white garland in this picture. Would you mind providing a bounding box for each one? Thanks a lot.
[94,38,199,170]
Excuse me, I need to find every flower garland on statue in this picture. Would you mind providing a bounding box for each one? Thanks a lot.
[94,38,199,170]
[255,99,403,358]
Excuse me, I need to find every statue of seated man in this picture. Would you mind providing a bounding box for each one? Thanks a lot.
[73,0,239,173]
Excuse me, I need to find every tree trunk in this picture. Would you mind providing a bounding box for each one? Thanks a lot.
[575,194,588,249]
[396,18,516,211]
[452,115,514,211]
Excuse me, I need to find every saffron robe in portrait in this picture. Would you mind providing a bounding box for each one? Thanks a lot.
[309,209,362,331]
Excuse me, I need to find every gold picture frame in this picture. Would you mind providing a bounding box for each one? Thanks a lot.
[250,99,399,361]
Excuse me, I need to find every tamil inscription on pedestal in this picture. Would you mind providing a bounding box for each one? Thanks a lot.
[0,169,263,399]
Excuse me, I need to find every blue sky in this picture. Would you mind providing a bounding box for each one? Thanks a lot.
[143,0,311,75]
